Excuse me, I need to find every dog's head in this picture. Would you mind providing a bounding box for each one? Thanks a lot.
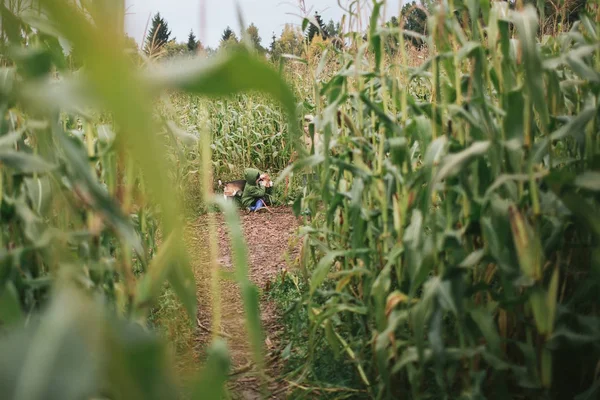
[258,173,273,188]
[303,114,314,135]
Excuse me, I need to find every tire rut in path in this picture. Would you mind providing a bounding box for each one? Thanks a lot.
[189,207,300,399]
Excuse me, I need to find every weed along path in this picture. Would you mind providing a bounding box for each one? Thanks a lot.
[188,206,300,399]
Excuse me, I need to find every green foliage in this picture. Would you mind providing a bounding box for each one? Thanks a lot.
[144,12,172,55]
[158,86,305,216]
[385,2,427,54]
[0,0,300,398]
[282,1,600,398]
[267,271,362,398]
[522,0,588,30]
[270,23,305,61]
[164,40,188,58]
[401,1,427,46]
[0,286,182,400]
[246,23,265,54]
[3,0,600,399]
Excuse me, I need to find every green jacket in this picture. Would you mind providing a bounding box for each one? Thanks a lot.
[241,168,271,208]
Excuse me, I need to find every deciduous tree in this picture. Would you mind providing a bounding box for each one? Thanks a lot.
[270,24,304,61]
[246,23,265,54]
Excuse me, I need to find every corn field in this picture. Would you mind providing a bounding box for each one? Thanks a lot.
[164,93,296,215]
[0,0,297,398]
[0,0,599,399]
[286,1,600,398]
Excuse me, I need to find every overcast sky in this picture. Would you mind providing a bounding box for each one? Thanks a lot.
[125,0,403,49]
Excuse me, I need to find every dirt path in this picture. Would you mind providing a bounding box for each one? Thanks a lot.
[189,207,300,399]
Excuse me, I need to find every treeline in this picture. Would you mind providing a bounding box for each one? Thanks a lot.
[66,0,589,68]
[137,10,344,62]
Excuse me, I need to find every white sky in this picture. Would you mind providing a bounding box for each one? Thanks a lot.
[125,0,403,49]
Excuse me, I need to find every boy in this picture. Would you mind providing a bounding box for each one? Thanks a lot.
[241,168,273,212]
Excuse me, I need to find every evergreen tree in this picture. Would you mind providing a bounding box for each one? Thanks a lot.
[269,32,277,54]
[306,12,328,42]
[144,12,171,54]
[187,30,198,52]
[384,2,427,54]
[401,1,427,47]
[220,26,239,49]
[221,26,237,43]
[326,19,336,37]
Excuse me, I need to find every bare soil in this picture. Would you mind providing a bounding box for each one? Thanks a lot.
[188,207,300,399]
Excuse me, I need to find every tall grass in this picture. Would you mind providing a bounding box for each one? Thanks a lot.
[0,0,299,398]
[1,0,599,399]
[278,0,600,398]
[162,92,300,215]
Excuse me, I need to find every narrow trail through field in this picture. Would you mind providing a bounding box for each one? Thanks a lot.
[188,207,300,399]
